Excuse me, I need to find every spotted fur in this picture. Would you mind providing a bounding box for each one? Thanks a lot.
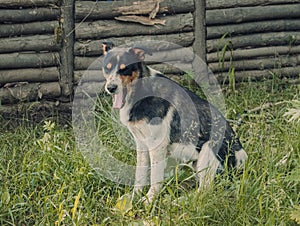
[102,43,248,203]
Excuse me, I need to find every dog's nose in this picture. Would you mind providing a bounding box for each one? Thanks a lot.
[106,84,118,94]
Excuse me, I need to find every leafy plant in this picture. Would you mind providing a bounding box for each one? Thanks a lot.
[290,205,300,225]
[284,100,300,123]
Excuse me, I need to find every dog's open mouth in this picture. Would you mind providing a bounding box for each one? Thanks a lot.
[112,88,127,109]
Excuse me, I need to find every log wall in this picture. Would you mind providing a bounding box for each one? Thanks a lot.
[0,0,300,120]
[206,0,300,82]
[73,0,196,80]
[0,0,61,109]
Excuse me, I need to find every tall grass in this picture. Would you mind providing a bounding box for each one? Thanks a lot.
[0,79,299,225]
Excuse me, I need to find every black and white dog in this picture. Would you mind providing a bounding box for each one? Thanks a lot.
[102,43,248,203]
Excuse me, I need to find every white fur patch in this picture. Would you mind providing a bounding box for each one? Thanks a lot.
[168,143,198,163]
[196,142,222,189]
[127,107,174,151]
[235,149,248,169]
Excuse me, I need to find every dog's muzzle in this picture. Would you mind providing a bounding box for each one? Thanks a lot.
[105,83,127,109]
[106,84,118,94]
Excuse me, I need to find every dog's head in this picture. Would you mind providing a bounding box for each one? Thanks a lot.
[102,42,147,109]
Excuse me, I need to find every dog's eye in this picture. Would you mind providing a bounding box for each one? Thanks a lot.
[106,63,112,70]
[118,65,131,75]
[120,64,126,70]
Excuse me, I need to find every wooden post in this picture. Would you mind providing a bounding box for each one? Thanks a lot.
[192,0,226,113]
[192,0,210,84]
[59,0,75,101]
[193,0,206,62]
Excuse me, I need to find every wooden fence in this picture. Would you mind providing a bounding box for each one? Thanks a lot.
[206,0,300,82]
[0,0,300,120]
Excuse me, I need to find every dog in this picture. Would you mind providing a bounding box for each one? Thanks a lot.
[102,42,248,203]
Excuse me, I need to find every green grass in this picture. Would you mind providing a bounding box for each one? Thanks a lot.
[0,79,299,225]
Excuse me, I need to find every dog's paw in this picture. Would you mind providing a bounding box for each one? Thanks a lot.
[134,191,155,205]
[132,187,144,200]
[133,186,144,194]
[139,184,162,205]
[139,195,153,206]
[140,189,157,205]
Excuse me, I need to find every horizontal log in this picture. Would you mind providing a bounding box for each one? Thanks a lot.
[75,47,194,71]
[209,55,300,72]
[207,45,300,63]
[207,32,300,53]
[75,13,194,40]
[0,52,59,69]
[75,66,300,86]
[0,35,60,54]
[151,63,187,75]
[0,21,57,38]
[216,66,300,82]
[75,0,194,20]
[114,15,166,26]
[0,67,59,85]
[0,82,61,104]
[75,32,194,56]
[206,0,300,10]
[0,0,59,8]
[0,101,72,124]
[72,83,106,102]
[206,4,300,25]
[0,8,59,23]
[74,62,187,83]
[39,82,61,99]
[207,19,300,39]
[147,48,194,63]
[75,57,102,70]
[74,70,104,83]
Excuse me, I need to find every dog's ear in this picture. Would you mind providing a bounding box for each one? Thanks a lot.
[102,42,114,55]
[129,48,145,61]
[129,46,153,61]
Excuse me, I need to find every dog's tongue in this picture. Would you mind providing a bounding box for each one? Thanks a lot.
[113,93,123,109]
[113,89,125,109]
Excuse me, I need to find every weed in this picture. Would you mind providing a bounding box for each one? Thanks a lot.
[0,80,299,225]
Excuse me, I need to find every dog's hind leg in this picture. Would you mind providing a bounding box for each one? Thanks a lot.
[196,141,222,191]
[235,148,248,169]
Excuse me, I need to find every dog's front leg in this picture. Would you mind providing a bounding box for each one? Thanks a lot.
[145,147,167,203]
[133,141,150,194]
